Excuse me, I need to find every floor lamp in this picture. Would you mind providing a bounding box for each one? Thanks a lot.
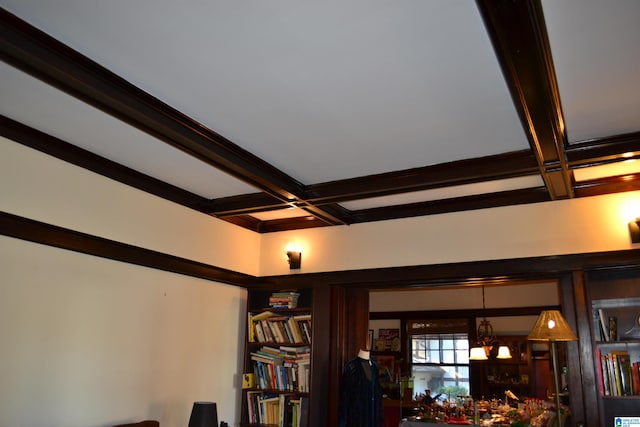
[527,310,577,427]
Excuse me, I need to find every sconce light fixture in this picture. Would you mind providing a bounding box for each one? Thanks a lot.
[629,218,640,243]
[287,250,302,269]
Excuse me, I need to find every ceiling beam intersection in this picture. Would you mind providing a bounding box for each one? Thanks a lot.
[477,0,573,200]
[0,7,348,226]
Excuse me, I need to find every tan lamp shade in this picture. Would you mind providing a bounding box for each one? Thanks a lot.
[527,310,578,342]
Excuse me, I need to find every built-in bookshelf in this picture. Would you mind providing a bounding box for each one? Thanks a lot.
[241,289,313,427]
[592,297,640,398]
[586,268,640,425]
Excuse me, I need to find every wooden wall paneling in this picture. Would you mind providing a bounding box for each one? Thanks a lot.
[309,285,331,427]
[559,273,588,426]
[326,286,370,427]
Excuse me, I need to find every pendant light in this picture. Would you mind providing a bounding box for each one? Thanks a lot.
[469,285,512,360]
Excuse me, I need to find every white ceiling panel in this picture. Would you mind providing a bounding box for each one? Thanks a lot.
[542,0,640,143]
[0,63,255,198]
[1,0,529,184]
[2,1,637,232]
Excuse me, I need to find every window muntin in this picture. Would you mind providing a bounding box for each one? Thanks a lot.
[410,332,470,399]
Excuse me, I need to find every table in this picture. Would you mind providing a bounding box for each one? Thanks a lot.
[399,422,479,427]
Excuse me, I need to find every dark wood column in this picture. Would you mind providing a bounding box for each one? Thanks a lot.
[326,286,370,427]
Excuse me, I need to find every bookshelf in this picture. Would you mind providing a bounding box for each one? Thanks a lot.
[241,289,313,427]
[586,268,640,425]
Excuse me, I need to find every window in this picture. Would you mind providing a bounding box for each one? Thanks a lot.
[409,319,470,400]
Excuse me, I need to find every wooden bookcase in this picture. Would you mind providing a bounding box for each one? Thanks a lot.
[474,335,544,400]
[240,288,314,427]
[585,267,640,426]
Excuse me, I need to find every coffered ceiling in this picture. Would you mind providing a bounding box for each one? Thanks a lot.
[1,0,639,233]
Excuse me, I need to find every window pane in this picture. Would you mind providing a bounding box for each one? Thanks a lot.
[410,330,470,400]
[456,349,469,364]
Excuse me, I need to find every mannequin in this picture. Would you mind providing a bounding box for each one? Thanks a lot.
[338,346,383,427]
[358,349,370,360]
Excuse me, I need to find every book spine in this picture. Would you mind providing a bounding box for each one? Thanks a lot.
[598,309,610,341]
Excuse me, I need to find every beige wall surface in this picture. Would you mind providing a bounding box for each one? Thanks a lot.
[2,134,639,427]
[0,236,246,427]
[1,137,261,276]
[370,282,559,312]
[1,139,253,427]
[259,190,640,276]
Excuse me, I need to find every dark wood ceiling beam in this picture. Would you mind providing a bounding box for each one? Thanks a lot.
[477,0,572,200]
[566,131,640,167]
[350,187,550,224]
[303,150,539,204]
[0,8,347,226]
[574,173,640,198]
[205,193,289,216]
[208,150,539,216]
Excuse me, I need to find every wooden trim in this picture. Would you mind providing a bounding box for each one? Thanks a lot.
[567,131,640,167]
[370,306,559,321]
[262,249,640,289]
[476,0,571,199]
[574,174,640,198]
[350,187,550,223]
[301,151,539,205]
[0,211,257,286]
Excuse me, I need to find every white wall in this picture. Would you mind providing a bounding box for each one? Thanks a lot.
[1,138,259,427]
[1,137,261,276]
[2,135,639,427]
[0,236,246,427]
[259,191,640,276]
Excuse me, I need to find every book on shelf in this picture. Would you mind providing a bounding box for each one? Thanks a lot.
[246,391,306,427]
[250,345,311,393]
[597,349,638,396]
[249,313,311,344]
[597,308,610,342]
[269,291,301,309]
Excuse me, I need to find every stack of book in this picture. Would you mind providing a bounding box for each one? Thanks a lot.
[245,391,308,427]
[249,345,311,393]
[596,348,640,396]
[269,291,300,309]
[248,311,312,344]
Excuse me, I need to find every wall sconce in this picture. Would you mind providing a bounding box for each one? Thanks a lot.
[629,218,640,243]
[287,251,302,269]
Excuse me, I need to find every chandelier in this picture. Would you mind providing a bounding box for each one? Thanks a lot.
[469,285,512,360]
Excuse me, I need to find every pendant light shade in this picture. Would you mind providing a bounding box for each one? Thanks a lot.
[496,345,512,359]
[469,346,488,360]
